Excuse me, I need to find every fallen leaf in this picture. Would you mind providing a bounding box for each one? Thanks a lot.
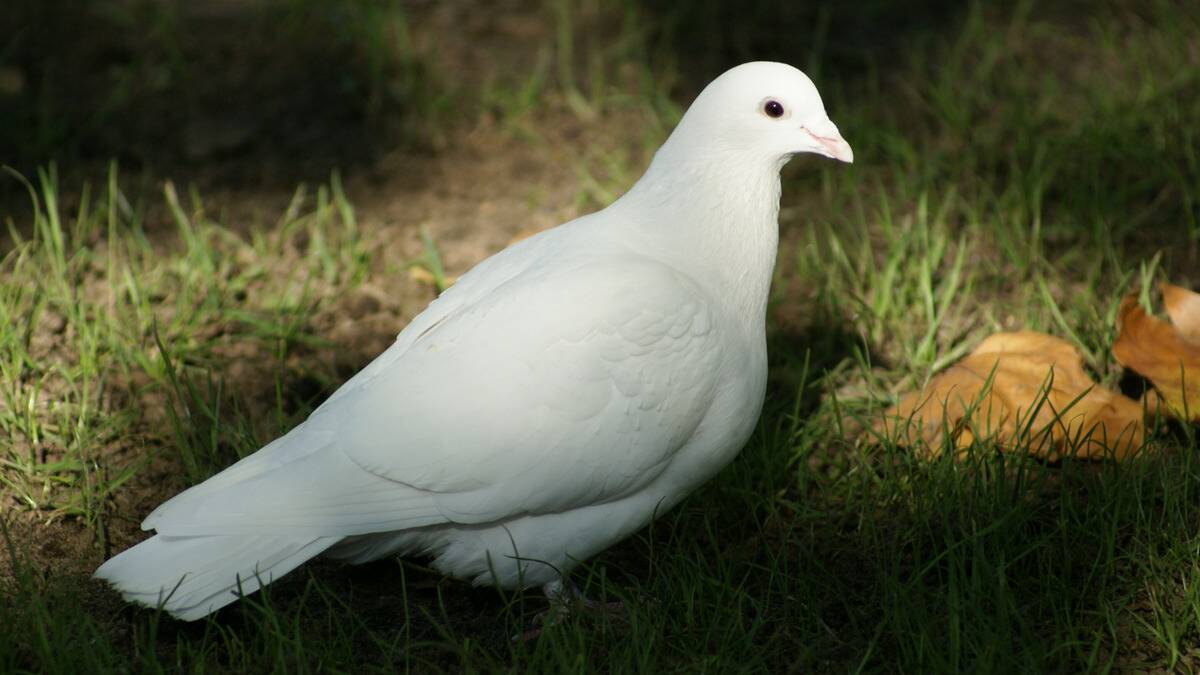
[1113,284,1200,421]
[1162,282,1200,344]
[876,331,1146,460]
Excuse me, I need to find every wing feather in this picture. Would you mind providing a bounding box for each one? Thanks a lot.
[145,238,725,538]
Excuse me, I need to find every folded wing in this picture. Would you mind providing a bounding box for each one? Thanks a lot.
[144,253,725,538]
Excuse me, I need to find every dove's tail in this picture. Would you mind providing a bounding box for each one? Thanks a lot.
[94,533,341,621]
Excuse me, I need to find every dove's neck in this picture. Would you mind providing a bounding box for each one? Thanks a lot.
[610,148,783,329]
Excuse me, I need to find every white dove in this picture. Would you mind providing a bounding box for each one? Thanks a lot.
[95,61,853,621]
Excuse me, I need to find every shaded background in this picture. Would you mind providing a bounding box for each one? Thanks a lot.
[3,0,1194,253]
[2,0,964,172]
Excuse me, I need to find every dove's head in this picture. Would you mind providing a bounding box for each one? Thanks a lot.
[664,61,853,166]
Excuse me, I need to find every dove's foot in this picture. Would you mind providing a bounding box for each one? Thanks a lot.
[543,577,626,614]
[514,579,626,641]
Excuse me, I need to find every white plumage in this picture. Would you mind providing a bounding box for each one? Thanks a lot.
[95,61,852,621]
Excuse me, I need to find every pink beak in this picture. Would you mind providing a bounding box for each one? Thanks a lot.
[804,119,854,164]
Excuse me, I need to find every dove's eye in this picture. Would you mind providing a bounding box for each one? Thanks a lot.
[763,100,785,118]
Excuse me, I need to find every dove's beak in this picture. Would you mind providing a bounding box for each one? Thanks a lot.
[803,118,854,164]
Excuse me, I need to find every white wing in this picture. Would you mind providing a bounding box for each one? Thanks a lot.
[143,223,573,529]
[144,239,726,538]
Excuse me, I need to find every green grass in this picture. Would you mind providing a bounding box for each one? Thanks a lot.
[3,0,1200,671]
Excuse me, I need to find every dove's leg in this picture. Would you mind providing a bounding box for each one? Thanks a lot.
[516,578,625,641]
[541,578,571,604]
[542,578,623,611]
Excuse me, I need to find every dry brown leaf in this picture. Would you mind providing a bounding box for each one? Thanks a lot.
[1162,282,1200,344]
[876,331,1146,460]
[1113,284,1200,421]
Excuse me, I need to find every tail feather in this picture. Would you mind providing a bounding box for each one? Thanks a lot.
[94,533,340,621]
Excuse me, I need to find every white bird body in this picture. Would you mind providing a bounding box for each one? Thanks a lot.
[96,62,852,620]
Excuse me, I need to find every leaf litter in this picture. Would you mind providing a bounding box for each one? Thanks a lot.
[1113,283,1200,421]
[875,283,1200,460]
